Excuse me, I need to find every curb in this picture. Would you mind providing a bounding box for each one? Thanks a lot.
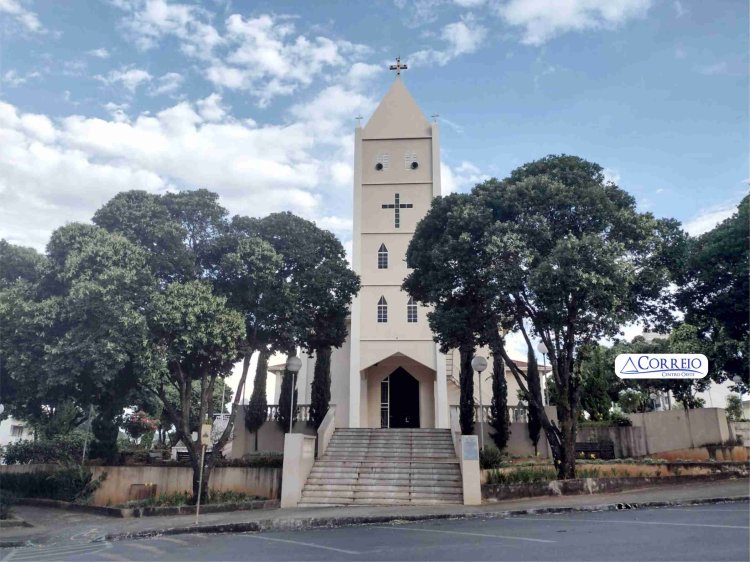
[102,495,749,543]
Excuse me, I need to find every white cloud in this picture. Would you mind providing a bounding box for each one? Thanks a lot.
[1,69,41,87]
[454,0,485,6]
[603,167,621,184]
[114,0,223,55]
[96,67,153,93]
[196,93,227,122]
[0,0,44,33]
[0,87,381,249]
[441,160,488,193]
[410,15,488,66]
[672,1,686,17]
[697,61,728,76]
[103,102,130,123]
[151,72,184,96]
[496,0,651,46]
[114,3,369,106]
[684,205,736,236]
[87,48,111,59]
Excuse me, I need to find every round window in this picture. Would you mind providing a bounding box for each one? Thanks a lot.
[410,161,419,170]
[375,162,384,171]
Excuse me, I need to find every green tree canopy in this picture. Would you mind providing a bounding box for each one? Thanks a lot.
[677,195,749,390]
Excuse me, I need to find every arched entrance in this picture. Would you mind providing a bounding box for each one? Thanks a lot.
[381,367,420,428]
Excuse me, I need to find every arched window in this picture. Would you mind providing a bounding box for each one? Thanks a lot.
[377,296,388,323]
[407,297,417,323]
[377,243,388,269]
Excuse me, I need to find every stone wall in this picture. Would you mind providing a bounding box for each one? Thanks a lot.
[0,464,282,506]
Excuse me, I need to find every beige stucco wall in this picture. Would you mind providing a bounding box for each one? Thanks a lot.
[230,406,315,458]
[628,408,731,454]
[0,464,282,506]
[361,139,432,186]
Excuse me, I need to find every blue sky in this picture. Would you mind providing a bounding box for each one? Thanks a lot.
[1,0,747,255]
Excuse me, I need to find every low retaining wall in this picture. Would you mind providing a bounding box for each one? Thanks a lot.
[0,465,282,506]
[482,473,745,502]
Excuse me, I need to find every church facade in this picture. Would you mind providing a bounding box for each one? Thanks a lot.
[289,77,460,430]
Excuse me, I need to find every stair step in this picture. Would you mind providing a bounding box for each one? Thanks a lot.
[300,428,463,507]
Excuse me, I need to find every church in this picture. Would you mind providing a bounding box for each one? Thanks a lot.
[269,69,538,434]
[229,67,552,505]
[231,68,550,468]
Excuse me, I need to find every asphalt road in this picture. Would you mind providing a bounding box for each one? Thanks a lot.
[2,501,748,561]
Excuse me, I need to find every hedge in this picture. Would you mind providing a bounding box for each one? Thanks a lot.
[0,467,104,503]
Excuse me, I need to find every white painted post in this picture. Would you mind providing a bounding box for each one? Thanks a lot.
[280,434,316,508]
[460,435,482,505]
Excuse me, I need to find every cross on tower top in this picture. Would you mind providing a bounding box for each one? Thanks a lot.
[389,56,408,76]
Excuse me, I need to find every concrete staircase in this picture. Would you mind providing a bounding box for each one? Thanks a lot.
[298,428,463,506]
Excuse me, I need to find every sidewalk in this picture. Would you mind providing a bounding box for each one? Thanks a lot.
[1,478,747,548]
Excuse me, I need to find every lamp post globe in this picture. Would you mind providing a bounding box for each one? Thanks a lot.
[536,342,548,355]
[733,375,743,385]
[471,355,487,373]
[286,356,302,373]
[285,356,303,433]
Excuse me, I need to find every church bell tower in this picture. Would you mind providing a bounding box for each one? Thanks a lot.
[348,62,448,429]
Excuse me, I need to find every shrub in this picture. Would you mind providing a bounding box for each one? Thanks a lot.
[479,445,505,469]
[0,467,105,503]
[2,434,85,465]
[609,412,633,426]
[486,466,558,485]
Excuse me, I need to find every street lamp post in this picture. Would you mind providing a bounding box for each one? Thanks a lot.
[471,355,488,451]
[536,342,548,406]
[286,356,302,434]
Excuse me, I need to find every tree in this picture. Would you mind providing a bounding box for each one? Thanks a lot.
[92,190,193,282]
[253,213,359,430]
[579,345,612,421]
[488,352,510,450]
[525,347,542,455]
[147,281,244,502]
[677,195,749,391]
[94,190,261,492]
[407,155,684,478]
[0,240,46,289]
[726,395,744,422]
[0,226,155,448]
[404,194,493,436]
[245,350,270,440]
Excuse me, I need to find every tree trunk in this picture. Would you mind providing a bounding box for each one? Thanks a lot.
[309,346,331,430]
[459,345,475,435]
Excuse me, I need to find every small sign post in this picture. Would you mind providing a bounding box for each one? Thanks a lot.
[195,423,212,525]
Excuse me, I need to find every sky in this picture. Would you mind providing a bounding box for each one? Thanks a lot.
[0,0,747,260]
